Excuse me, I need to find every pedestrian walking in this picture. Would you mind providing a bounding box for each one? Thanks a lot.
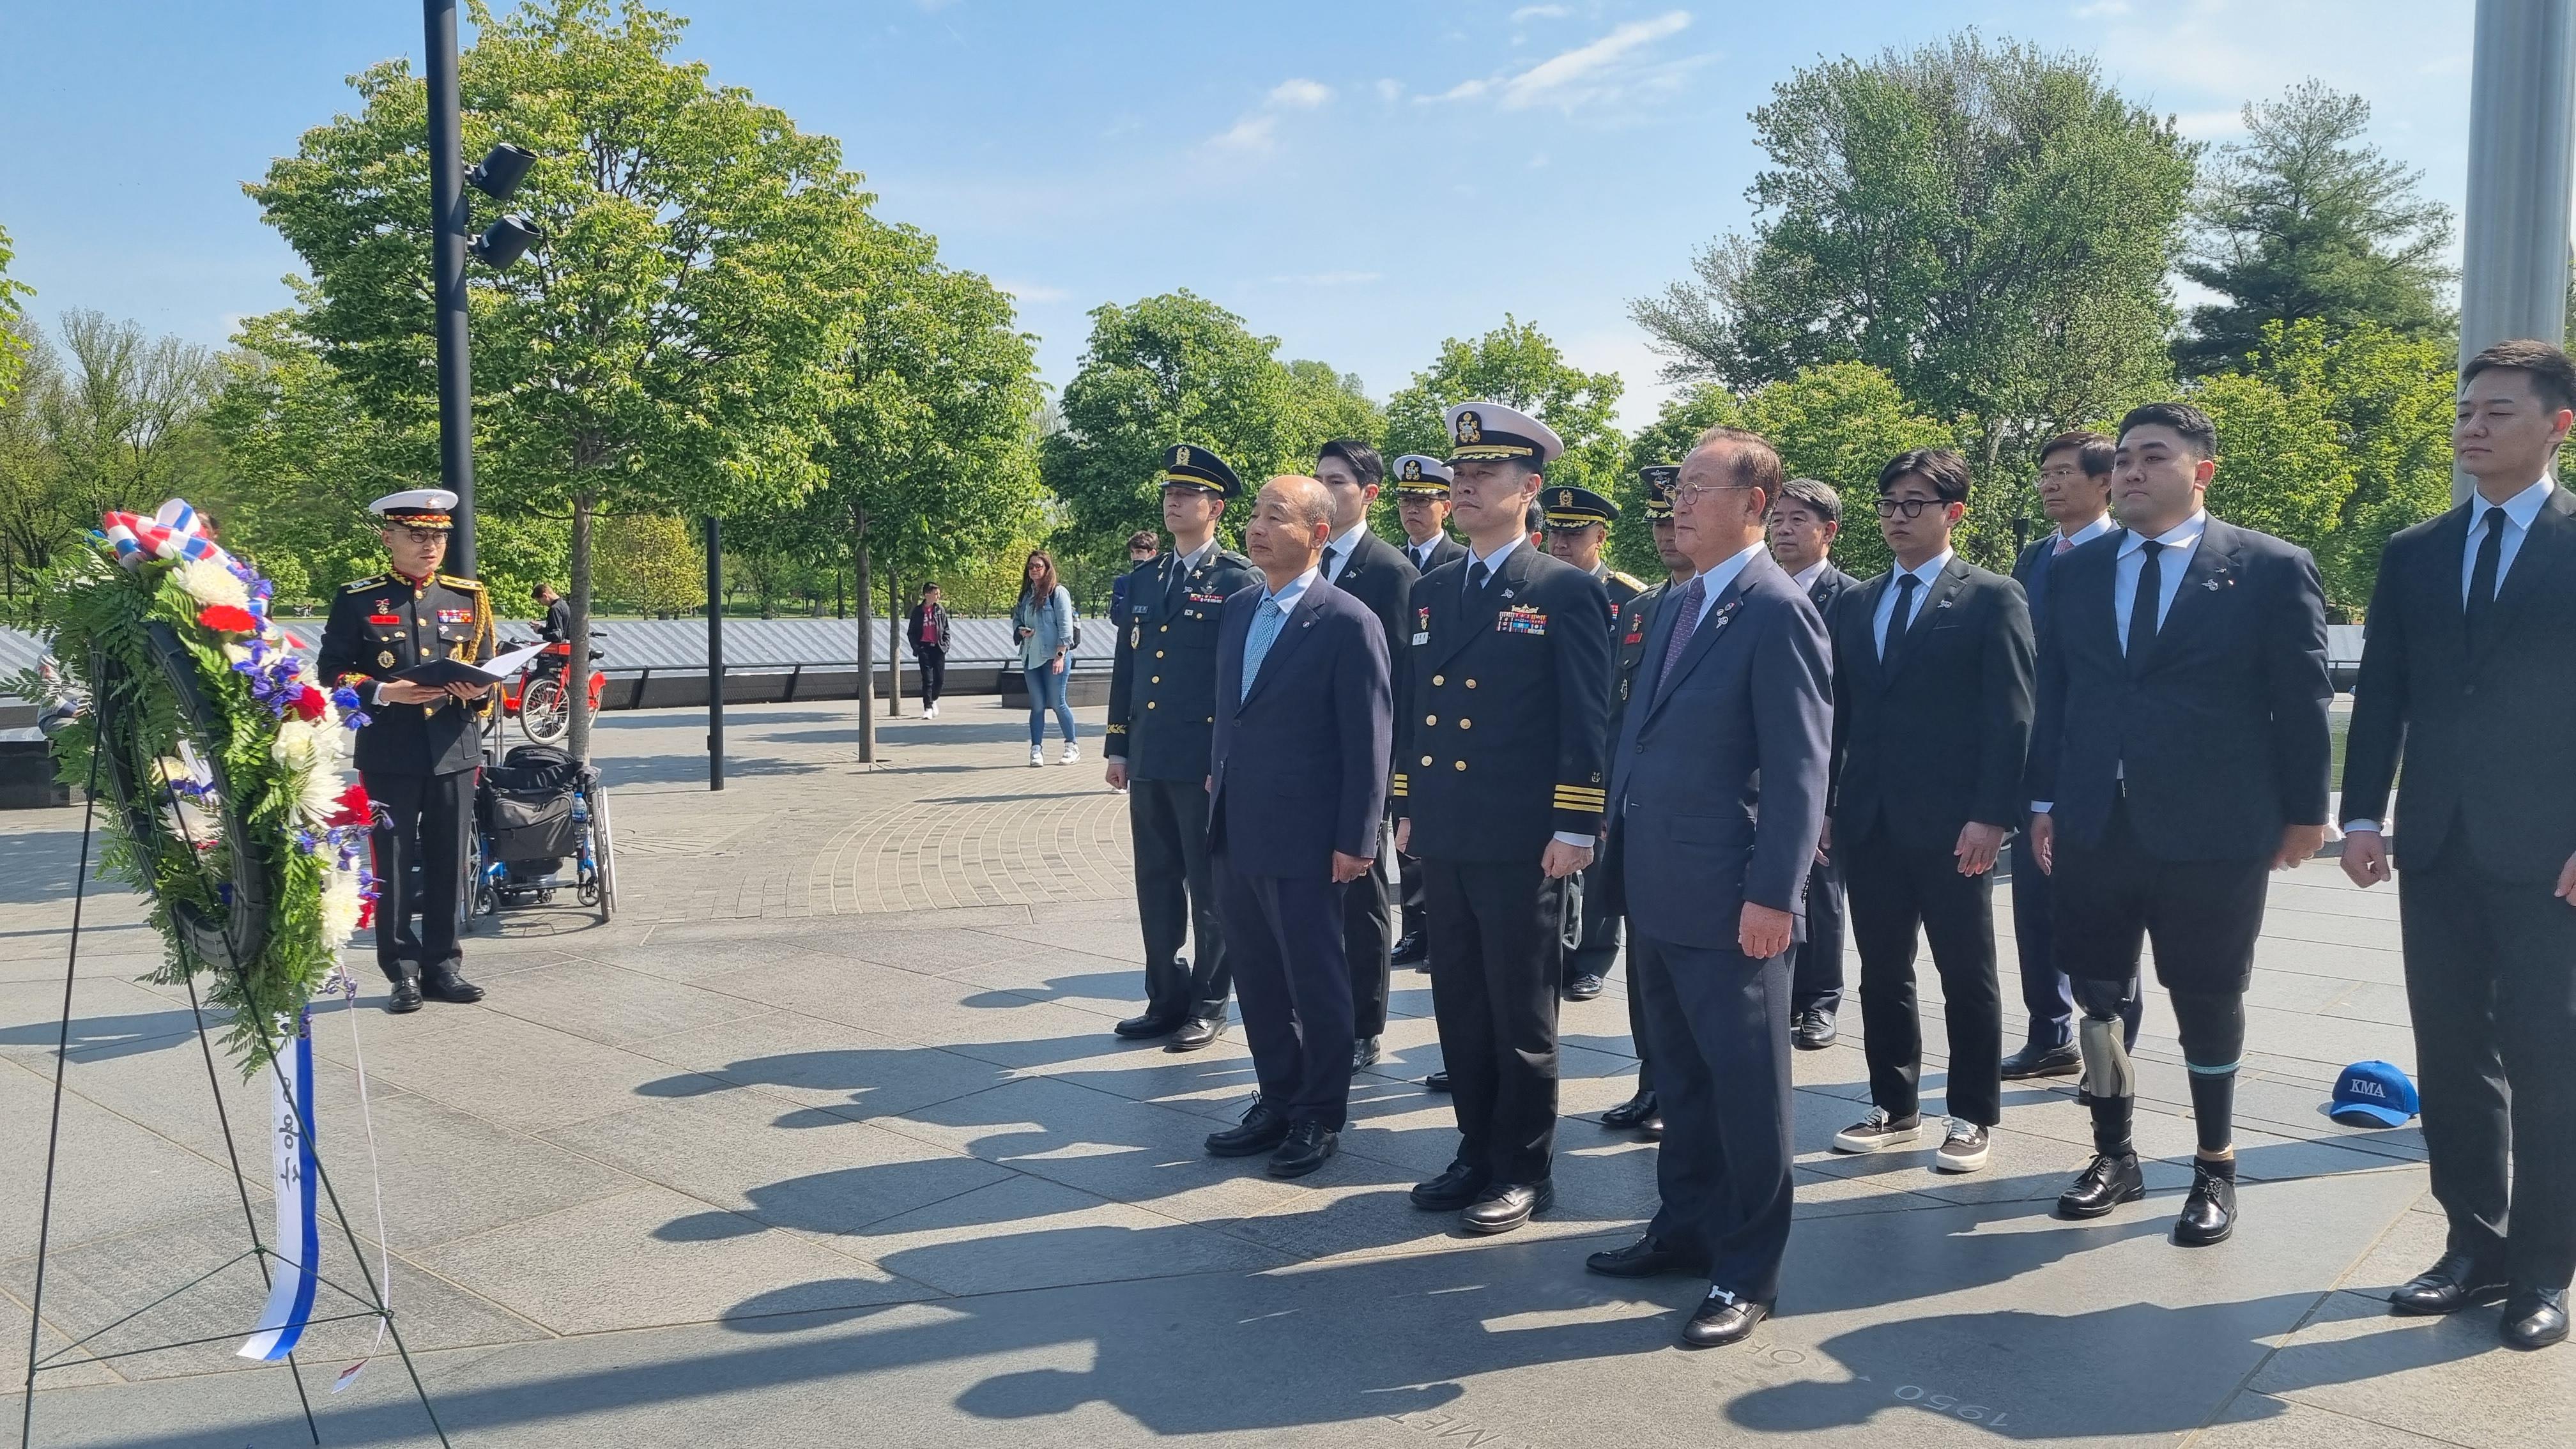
[907,582,952,719]
[1012,550,1078,767]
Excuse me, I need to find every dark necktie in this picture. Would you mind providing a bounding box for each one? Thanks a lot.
[2467,506,2505,641]
[1652,576,1708,702]
[1322,544,1343,581]
[1466,558,1491,606]
[1162,552,1186,611]
[1880,573,1922,670]
[2126,539,2165,662]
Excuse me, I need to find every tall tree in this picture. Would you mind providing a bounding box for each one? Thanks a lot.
[1630,32,2192,473]
[2177,81,2455,377]
[248,0,878,762]
[0,222,32,403]
[1382,316,1625,499]
[1044,290,1309,556]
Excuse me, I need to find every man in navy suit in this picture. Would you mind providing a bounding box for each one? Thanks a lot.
[1202,475,1393,1179]
[1767,476,1860,1051]
[2027,402,2331,1248]
[1582,426,1831,1350]
[2003,431,2136,1080]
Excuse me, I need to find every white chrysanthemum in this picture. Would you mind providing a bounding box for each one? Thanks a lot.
[295,762,343,825]
[271,718,321,773]
[176,558,250,610]
[319,865,364,946]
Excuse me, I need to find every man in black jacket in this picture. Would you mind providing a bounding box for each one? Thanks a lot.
[1825,450,2033,1176]
[2027,402,2331,1248]
[905,583,953,719]
[1767,476,1860,1051]
[1314,439,1420,1072]
[1389,455,1462,970]
[2341,339,2576,1350]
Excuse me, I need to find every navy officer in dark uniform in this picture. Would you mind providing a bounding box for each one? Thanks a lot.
[316,489,495,1014]
[1104,445,1262,1051]
[1393,401,1613,1234]
[1390,454,1464,974]
[1542,484,1644,1001]
[1598,464,1689,1137]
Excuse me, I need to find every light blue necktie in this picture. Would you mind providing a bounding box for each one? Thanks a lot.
[1241,597,1287,701]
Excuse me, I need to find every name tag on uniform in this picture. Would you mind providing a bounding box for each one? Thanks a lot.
[1498,606,1547,636]
[368,614,401,625]
[1412,631,1430,646]
[1188,592,1227,604]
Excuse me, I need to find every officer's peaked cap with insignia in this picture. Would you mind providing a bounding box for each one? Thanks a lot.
[1542,486,1619,528]
[1391,454,1454,495]
[1158,443,1242,499]
[371,488,459,531]
[1443,401,1565,466]
[1639,464,1681,518]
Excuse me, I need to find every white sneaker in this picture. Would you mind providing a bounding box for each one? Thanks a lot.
[1831,1107,1922,1154]
[1935,1119,1991,1174]
[925,703,938,718]
[1060,741,1080,765]
[1029,746,1045,767]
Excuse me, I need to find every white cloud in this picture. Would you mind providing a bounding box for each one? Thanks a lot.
[1419,77,1492,105]
[2073,0,2130,16]
[1268,270,1383,287]
[2174,108,2246,139]
[1206,114,1280,152]
[1511,3,1572,20]
[995,280,1070,304]
[1503,10,1692,110]
[1375,77,1404,103]
[1268,78,1332,109]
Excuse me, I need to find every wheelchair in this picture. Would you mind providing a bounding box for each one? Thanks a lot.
[464,740,618,925]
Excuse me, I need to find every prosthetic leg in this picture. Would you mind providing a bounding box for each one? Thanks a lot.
[2057,977,2146,1219]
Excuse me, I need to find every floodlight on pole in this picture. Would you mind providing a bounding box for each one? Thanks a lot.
[470,215,540,270]
[468,142,537,201]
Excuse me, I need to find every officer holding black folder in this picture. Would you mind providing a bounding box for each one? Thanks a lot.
[316,489,496,1013]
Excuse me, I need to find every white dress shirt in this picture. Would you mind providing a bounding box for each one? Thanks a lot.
[1322,521,1372,583]
[1873,549,1952,657]
[2055,513,2116,551]
[1455,533,1591,849]
[1790,558,1831,593]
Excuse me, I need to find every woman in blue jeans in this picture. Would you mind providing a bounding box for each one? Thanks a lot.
[1011,549,1078,766]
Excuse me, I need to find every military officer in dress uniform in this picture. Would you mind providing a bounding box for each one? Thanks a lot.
[1600,465,1690,1137]
[1393,401,1613,1234]
[315,489,494,1014]
[1105,445,1263,1051]
[1390,454,1463,970]
[1542,485,1644,1002]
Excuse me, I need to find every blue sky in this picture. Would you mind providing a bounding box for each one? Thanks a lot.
[1,1,2476,428]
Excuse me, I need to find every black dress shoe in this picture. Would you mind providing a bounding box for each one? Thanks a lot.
[1461,1179,1554,1234]
[2502,1287,2570,1350]
[1206,1103,1291,1157]
[1411,1160,1491,1211]
[2055,1152,2145,1219]
[2389,1250,2509,1316]
[1391,932,1428,967]
[2001,1043,2082,1080]
[385,975,424,1015]
[1352,1036,1381,1070]
[1266,1121,1338,1178]
[1680,1290,1772,1349]
[420,965,484,1004]
[1424,1070,1451,1094]
[1115,1011,1182,1039]
[1166,1016,1227,1052]
[1586,1235,1702,1278]
[1563,973,1605,1002]
[2174,1162,2236,1246]
[1639,1113,1663,1140]
[1600,1091,1659,1130]
[1791,1008,1837,1051]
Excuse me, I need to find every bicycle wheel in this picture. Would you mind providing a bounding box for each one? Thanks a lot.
[521,675,569,744]
[588,779,617,923]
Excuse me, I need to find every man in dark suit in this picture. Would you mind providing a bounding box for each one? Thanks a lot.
[1104,447,1262,1051]
[2027,402,2331,1248]
[2004,431,2136,1080]
[2341,339,2576,1350]
[1392,401,1611,1235]
[1314,440,1420,1071]
[1600,465,1692,1138]
[1767,476,1860,1051]
[1824,449,2033,1176]
[1583,426,1830,1350]
[1202,475,1393,1180]
[1390,455,1463,970]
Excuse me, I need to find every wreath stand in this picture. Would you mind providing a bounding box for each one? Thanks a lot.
[19,654,452,1447]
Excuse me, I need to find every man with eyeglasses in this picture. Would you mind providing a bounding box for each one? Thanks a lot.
[1823,450,2032,1177]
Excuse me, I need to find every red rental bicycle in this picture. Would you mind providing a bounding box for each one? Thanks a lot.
[502,632,607,747]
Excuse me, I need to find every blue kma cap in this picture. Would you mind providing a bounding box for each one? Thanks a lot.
[2330,1060,2419,1128]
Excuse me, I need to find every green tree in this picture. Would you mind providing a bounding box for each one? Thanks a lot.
[0,222,32,403]
[1743,362,1963,579]
[1283,358,1385,454]
[1382,316,1626,507]
[1045,290,1312,556]
[592,513,703,615]
[1609,384,1743,577]
[1630,32,2192,474]
[2177,81,2455,377]
[248,0,878,761]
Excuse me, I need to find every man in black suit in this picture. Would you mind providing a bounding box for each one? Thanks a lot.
[2027,402,2331,1248]
[1314,439,1420,1072]
[1390,454,1463,970]
[1202,475,1393,1180]
[2341,339,2576,1350]
[1767,476,1860,1051]
[2004,431,2136,1080]
[1824,449,2032,1176]
[1393,401,1612,1235]
[1583,426,1831,1350]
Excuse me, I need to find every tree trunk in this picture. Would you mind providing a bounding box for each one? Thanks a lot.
[885,564,903,717]
[567,491,597,765]
[852,507,875,762]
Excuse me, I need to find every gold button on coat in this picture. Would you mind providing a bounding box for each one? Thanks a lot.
[1421,755,1433,765]
[1453,760,1467,770]
[1458,718,1471,729]
[1425,715,1438,726]
[1464,678,1477,689]
[1431,674,1444,686]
